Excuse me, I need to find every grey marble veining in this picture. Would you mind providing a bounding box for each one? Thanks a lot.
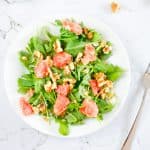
[0,16,22,39]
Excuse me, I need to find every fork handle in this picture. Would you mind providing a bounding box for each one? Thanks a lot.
[121,89,147,150]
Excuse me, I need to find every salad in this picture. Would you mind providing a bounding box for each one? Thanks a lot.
[18,19,124,135]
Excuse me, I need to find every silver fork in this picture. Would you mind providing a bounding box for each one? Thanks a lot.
[121,63,150,150]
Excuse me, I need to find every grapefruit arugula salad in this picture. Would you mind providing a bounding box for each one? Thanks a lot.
[18,19,124,135]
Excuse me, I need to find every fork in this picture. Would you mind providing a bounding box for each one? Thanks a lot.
[121,63,150,150]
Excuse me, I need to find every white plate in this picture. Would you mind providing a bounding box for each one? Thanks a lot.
[4,16,131,138]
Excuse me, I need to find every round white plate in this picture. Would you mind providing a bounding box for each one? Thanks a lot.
[4,16,131,138]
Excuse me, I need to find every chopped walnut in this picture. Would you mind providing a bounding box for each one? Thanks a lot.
[75,52,83,63]
[26,88,34,99]
[69,84,74,90]
[83,27,89,35]
[98,80,107,88]
[103,45,112,54]
[87,32,93,39]
[98,80,113,99]
[111,1,120,13]
[51,82,57,89]
[100,40,107,48]
[44,81,52,92]
[93,72,113,100]
[105,80,113,89]
[53,73,60,80]
[48,68,57,89]
[46,56,53,67]
[38,103,46,113]
[53,39,63,53]
[63,78,76,84]
[69,62,75,70]
[34,50,43,60]
[48,68,55,82]
[94,72,106,83]
[32,107,39,114]
[64,65,71,74]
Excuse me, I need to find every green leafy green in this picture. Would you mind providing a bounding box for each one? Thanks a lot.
[18,74,34,93]
[59,121,69,136]
[91,30,101,42]
[43,90,56,105]
[19,51,36,71]
[94,97,114,114]
[55,19,62,26]
[27,37,45,54]
[91,59,124,81]
[66,113,77,124]
[29,92,42,106]
[60,28,78,41]
[34,78,45,93]
[65,40,86,57]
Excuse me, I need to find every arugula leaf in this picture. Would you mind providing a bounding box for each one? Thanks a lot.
[60,28,78,41]
[55,19,62,26]
[96,99,114,114]
[18,74,34,93]
[65,40,86,57]
[91,30,101,42]
[91,59,124,81]
[34,78,45,93]
[19,51,36,72]
[100,52,112,60]
[69,89,82,102]
[107,67,124,81]
[29,93,42,106]
[97,113,103,120]
[65,113,77,124]
[67,103,80,111]
[43,90,56,104]
[58,121,69,136]
[66,103,85,124]
[66,112,85,124]
[26,37,46,55]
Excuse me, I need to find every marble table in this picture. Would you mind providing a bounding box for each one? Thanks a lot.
[0,0,150,149]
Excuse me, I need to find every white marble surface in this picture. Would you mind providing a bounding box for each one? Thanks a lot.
[0,0,150,149]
